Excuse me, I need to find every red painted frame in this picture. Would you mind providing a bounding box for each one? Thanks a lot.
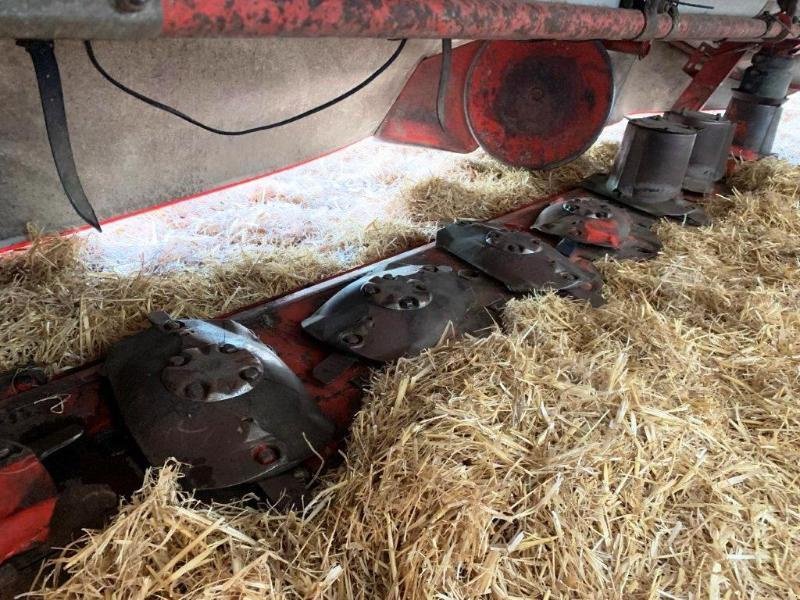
[161,0,799,41]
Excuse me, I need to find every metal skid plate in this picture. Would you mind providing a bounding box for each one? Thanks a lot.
[436,222,604,305]
[104,313,335,490]
[533,191,662,260]
[464,40,613,169]
[302,263,504,362]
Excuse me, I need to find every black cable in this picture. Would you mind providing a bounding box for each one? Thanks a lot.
[84,39,407,136]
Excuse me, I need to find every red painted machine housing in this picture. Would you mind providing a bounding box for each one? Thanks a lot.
[465,40,614,169]
[0,448,57,564]
[376,41,481,153]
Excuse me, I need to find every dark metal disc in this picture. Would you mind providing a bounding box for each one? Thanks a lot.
[464,40,614,170]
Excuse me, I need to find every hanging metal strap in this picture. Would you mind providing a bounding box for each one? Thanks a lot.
[17,40,102,231]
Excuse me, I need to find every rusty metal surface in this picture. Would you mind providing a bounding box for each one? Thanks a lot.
[0,0,791,40]
[464,40,613,169]
[104,316,335,490]
[532,190,661,260]
[665,110,735,193]
[302,263,506,362]
[737,50,797,98]
[159,0,799,41]
[725,45,798,156]
[671,42,754,112]
[726,91,785,155]
[436,222,604,305]
[376,41,480,153]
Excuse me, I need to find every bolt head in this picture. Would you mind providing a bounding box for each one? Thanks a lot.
[252,445,278,465]
[169,354,189,366]
[184,381,206,400]
[342,333,363,346]
[163,319,183,331]
[219,343,238,354]
[399,297,420,310]
[362,283,379,296]
[240,366,261,382]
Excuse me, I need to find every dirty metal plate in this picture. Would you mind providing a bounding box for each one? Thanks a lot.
[436,222,604,305]
[104,315,335,490]
[464,40,613,169]
[533,191,662,260]
[302,263,505,362]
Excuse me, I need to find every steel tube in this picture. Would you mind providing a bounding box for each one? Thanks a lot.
[1,0,797,41]
[161,0,799,41]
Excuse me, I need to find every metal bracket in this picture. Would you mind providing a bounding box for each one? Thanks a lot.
[630,0,676,41]
[17,40,101,231]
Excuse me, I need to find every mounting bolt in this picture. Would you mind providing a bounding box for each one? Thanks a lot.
[184,381,206,400]
[168,354,189,367]
[240,367,261,382]
[115,0,149,12]
[252,445,278,465]
[219,343,238,354]
[341,333,363,346]
[163,319,183,331]
[399,297,419,310]
[361,283,379,296]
